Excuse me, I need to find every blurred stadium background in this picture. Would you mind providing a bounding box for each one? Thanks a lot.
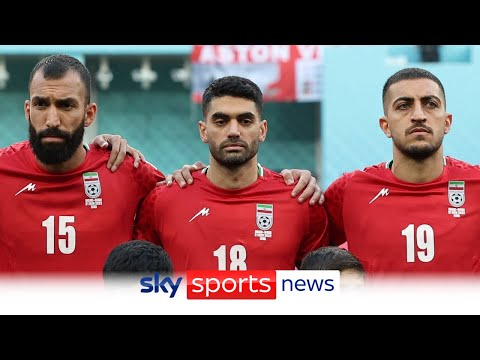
[0,45,477,189]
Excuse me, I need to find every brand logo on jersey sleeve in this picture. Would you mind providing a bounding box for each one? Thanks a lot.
[15,182,36,196]
[255,203,273,240]
[83,172,103,209]
[448,180,466,218]
[189,207,210,222]
[369,188,389,204]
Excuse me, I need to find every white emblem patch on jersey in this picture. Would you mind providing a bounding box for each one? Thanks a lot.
[83,172,103,209]
[448,181,465,207]
[255,204,273,240]
[447,180,466,218]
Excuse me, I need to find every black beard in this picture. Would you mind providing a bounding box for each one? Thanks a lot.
[29,121,85,165]
[400,144,439,160]
[209,139,259,169]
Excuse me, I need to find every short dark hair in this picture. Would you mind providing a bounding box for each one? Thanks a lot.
[29,54,92,103]
[299,246,365,273]
[382,67,446,112]
[201,75,263,117]
[103,240,173,280]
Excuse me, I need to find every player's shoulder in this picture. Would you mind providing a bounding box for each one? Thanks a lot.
[446,156,480,172]
[259,167,292,188]
[261,167,285,181]
[259,167,320,206]
[148,178,187,197]
[0,140,31,159]
[145,182,169,198]
[142,180,189,212]
[87,145,160,173]
[86,144,113,159]
[333,161,388,181]
[87,145,133,164]
[85,146,134,176]
[326,162,388,192]
[362,161,389,174]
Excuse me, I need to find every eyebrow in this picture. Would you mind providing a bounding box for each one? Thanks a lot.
[31,96,78,104]
[211,111,256,119]
[393,95,442,106]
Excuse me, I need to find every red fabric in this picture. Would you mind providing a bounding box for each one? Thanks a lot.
[134,167,329,272]
[324,157,480,274]
[0,141,164,273]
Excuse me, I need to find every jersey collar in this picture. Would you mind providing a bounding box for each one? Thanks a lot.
[202,163,264,176]
[386,156,446,169]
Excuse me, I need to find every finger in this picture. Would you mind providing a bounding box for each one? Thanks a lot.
[133,150,146,168]
[107,135,123,171]
[181,164,195,185]
[91,135,109,148]
[280,169,295,186]
[172,169,187,188]
[194,161,207,170]
[156,180,166,186]
[105,134,120,169]
[164,174,174,187]
[291,170,311,198]
[296,176,316,203]
[126,145,142,168]
[308,185,322,205]
[110,139,127,172]
[112,139,128,172]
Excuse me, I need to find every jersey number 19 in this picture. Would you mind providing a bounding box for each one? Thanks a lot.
[402,224,435,263]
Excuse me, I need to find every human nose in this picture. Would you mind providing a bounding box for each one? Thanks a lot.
[45,107,61,128]
[411,102,427,122]
[227,120,240,137]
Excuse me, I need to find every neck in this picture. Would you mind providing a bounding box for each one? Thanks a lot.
[36,144,87,173]
[390,148,445,183]
[205,157,260,190]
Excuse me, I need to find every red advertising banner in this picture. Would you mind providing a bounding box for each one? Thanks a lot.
[190,45,324,103]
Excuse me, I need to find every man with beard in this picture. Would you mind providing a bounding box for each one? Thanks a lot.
[133,76,330,272]
[0,55,325,274]
[0,54,166,274]
[324,67,480,274]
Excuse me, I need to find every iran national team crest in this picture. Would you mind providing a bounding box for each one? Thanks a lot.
[256,204,273,230]
[83,172,103,209]
[255,204,274,241]
[448,181,465,207]
[447,180,466,218]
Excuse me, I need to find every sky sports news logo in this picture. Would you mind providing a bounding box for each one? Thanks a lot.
[139,270,340,299]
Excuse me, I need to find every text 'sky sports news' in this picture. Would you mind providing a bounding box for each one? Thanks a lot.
[139,270,340,299]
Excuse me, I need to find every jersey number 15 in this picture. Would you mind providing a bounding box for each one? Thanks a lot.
[42,215,76,255]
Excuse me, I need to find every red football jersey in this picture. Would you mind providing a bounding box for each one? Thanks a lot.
[0,141,164,274]
[325,156,480,274]
[134,166,329,272]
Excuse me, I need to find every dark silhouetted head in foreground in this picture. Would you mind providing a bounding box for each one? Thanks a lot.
[103,240,173,285]
[300,246,366,287]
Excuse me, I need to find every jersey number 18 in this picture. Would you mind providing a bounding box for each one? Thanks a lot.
[213,244,247,270]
